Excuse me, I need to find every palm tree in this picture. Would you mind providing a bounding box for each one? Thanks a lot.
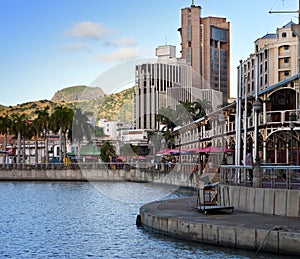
[162,129,175,149]
[72,108,94,157]
[192,98,211,119]
[156,106,177,131]
[10,114,27,167]
[22,121,36,167]
[0,115,11,165]
[176,101,194,125]
[34,106,50,166]
[50,106,74,163]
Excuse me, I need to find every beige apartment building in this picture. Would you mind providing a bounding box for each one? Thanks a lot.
[178,3,230,103]
[240,21,298,98]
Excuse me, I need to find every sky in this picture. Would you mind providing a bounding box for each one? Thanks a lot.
[0,0,299,106]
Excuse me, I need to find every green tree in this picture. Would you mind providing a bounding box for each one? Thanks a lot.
[0,115,11,164]
[50,106,74,163]
[10,113,27,167]
[162,129,175,149]
[100,142,116,162]
[156,106,177,131]
[72,108,94,157]
[192,99,211,120]
[34,106,50,165]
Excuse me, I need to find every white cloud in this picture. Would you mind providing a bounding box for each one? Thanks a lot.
[63,42,91,51]
[66,21,113,40]
[97,47,140,62]
[104,37,137,47]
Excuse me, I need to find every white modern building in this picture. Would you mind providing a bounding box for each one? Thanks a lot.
[134,45,222,130]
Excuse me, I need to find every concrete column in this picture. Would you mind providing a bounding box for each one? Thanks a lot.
[252,162,262,188]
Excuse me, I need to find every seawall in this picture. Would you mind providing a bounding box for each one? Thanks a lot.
[139,197,300,256]
[0,168,198,187]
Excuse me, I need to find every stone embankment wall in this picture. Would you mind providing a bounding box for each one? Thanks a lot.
[0,169,198,188]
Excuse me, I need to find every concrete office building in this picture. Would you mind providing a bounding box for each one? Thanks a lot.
[178,2,230,103]
[134,45,192,130]
[134,45,223,130]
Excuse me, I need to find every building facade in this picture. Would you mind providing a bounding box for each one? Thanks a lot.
[134,45,222,130]
[135,45,193,130]
[178,3,230,103]
[239,21,298,98]
[174,21,300,169]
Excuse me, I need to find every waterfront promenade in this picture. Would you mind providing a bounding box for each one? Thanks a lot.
[139,196,300,256]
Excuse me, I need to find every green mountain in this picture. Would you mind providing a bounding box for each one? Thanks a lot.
[51,85,105,102]
[0,86,135,123]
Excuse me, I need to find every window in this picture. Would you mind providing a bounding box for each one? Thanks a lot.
[282,32,287,38]
[284,45,289,50]
[284,57,289,63]
[211,26,228,42]
[284,71,290,76]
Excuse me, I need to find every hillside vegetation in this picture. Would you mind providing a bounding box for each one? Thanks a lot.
[0,86,134,122]
[52,85,105,102]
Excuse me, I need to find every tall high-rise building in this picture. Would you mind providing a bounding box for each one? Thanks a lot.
[178,2,230,103]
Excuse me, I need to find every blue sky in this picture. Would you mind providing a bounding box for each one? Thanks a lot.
[0,0,298,106]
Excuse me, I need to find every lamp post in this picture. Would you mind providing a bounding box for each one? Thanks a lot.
[252,99,262,188]
[218,112,226,164]
[289,121,295,165]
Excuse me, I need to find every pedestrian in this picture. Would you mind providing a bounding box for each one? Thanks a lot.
[246,150,253,184]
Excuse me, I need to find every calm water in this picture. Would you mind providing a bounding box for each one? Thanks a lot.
[0,181,286,258]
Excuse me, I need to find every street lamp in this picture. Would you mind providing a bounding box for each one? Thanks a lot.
[289,121,295,165]
[253,99,262,164]
[252,98,262,188]
[218,112,226,164]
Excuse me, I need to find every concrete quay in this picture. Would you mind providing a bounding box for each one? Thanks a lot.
[139,196,300,256]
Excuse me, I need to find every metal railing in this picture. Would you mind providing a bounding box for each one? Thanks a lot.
[2,161,300,189]
[220,164,300,190]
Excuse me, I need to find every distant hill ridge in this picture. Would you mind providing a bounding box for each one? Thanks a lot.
[0,85,134,123]
[51,85,105,102]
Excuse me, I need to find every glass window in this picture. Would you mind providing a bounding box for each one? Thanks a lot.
[186,26,192,41]
[211,27,228,42]
[282,32,287,38]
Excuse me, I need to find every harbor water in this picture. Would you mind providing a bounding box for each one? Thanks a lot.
[0,181,285,258]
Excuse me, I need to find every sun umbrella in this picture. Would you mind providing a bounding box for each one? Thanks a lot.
[156,148,180,155]
[198,147,234,153]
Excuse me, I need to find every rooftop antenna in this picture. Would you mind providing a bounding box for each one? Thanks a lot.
[192,0,195,7]
[165,37,168,45]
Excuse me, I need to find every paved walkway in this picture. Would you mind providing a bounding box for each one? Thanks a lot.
[142,196,300,230]
[140,196,300,256]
